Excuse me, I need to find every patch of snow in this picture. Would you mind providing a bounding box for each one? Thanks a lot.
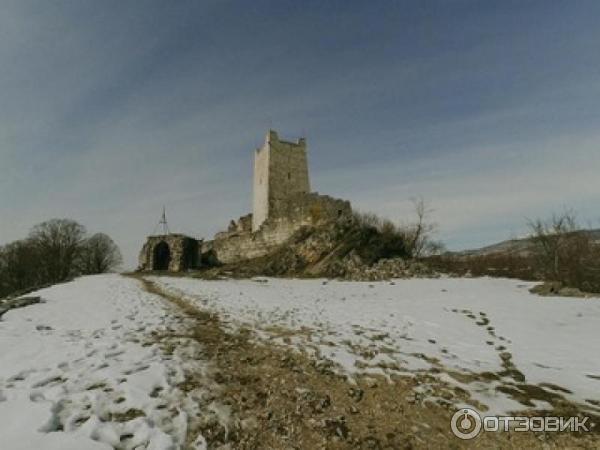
[0,274,208,450]
[152,276,600,415]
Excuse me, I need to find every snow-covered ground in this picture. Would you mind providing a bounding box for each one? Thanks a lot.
[0,275,209,450]
[153,275,600,416]
[2,274,599,449]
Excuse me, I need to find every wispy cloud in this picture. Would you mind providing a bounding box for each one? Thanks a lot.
[1,1,600,267]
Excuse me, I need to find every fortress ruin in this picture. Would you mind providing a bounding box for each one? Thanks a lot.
[253,130,310,231]
[138,130,351,271]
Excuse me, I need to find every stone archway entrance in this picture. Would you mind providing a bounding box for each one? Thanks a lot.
[153,241,171,270]
[138,234,202,272]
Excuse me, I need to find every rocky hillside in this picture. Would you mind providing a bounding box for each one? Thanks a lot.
[198,221,437,281]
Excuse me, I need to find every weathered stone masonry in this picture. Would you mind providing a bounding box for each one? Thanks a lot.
[253,130,310,231]
[138,130,352,271]
[138,234,201,272]
[205,130,351,264]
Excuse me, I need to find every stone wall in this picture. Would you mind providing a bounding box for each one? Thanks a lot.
[280,192,351,225]
[203,192,351,265]
[138,234,201,272]
[227,214,253,234]
[267,133,310,217]
[202,219,297,264]
[252,138,270,231]
[137,130,353,269]
[252,130,310,231]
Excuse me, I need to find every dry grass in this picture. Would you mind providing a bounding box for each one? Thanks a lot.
[130,274,600,449]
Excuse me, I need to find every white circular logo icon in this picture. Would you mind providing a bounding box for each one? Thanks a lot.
[451,408,482,440]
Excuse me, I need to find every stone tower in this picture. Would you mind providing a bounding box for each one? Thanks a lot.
[252,130,310,231]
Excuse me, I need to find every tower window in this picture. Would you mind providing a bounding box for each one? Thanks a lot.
[287,172,291,180]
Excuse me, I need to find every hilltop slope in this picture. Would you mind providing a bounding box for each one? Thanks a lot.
[454,229,600,257]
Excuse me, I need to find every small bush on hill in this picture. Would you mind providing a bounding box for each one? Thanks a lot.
[344,213,408,264]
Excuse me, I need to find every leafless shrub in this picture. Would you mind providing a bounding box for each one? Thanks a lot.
[527,210,579,280]
[352,211,383,230]
[399,197,445,258]
[348,211,403,259]
[78,233,123,274]
[350,197,444,261]
[527,210,600,292]
[428,210,600,293]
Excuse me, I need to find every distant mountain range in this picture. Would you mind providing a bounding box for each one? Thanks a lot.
[453,229,600,257]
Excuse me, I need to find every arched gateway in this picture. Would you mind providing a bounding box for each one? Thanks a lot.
[138,234,201,272]
[152,241,171,270]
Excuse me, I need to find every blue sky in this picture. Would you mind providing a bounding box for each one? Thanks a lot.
[1,1,600,268]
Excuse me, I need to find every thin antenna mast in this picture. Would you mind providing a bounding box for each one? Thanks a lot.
[153,206,170,235]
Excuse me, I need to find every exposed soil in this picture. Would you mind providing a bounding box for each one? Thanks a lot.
[133,275,600,449]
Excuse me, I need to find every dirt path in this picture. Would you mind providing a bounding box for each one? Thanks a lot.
[133,275,599,449]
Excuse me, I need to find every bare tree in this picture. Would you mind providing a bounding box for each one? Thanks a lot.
[0,240,41,296]
[527,210,579,280]
[403,197,444,258]
[28,219,87,282]
[1,218,123,298]
[78,233,123,274]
